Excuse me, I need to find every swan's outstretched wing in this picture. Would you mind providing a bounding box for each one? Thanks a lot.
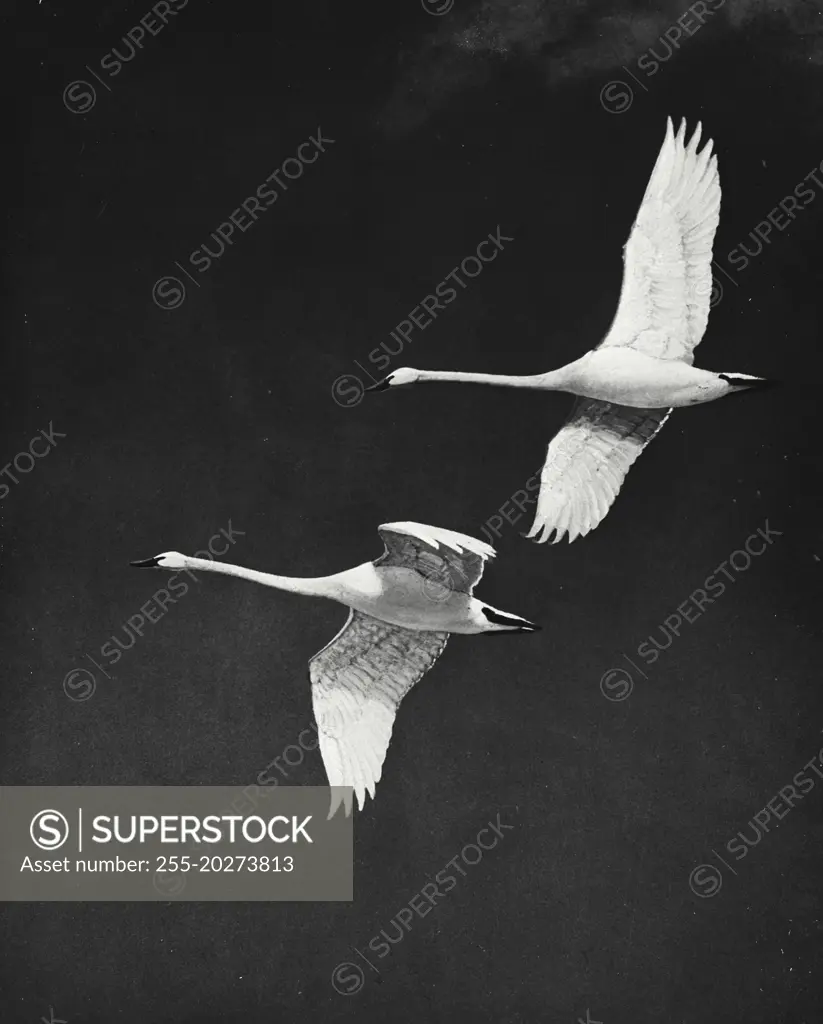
[526,399,671,544]
[375,521,495,596]
[599,118,720,364]
[309,609,448,817]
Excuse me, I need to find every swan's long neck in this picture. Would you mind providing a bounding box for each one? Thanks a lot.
[414,368,569,390]
[179,556,338,599]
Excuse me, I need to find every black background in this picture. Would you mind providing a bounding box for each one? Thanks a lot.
[3,0,823,1021]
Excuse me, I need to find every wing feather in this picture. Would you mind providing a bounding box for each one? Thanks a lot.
[599,117,721,364]
[375,521,495,596]
[526,399,671,544]
[309,610,448,817]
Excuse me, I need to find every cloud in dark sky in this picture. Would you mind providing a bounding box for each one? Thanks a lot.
[380,0,821,135]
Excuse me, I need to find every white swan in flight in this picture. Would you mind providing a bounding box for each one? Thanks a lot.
[131,522,539,816]
[366,119,774,543]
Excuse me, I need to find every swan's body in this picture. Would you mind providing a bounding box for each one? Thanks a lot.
[367,119,774,542]
[131,522,539,816]
[402,350,749,409]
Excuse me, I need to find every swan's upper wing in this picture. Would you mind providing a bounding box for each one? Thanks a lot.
[375,521,495,597]
[599,118,720,365]
[309,609,448,817]
[526,399,671,544]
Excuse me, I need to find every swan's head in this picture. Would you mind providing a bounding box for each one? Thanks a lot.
[130,551,188,569]
[365,367,420,392]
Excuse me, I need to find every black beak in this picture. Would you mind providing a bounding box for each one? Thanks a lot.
[482,621,542,636]
[364,378,392,393]
[481,607,542,632]
[130,557,160,568]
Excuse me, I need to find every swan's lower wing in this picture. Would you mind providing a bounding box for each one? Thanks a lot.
[526,399,671,544]
[309,610,448,817]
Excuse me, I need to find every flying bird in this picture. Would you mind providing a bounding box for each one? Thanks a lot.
[366,119,774,543]
[131,522,539,816]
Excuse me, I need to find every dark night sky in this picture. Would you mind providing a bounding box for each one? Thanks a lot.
[3,0,823,1021]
